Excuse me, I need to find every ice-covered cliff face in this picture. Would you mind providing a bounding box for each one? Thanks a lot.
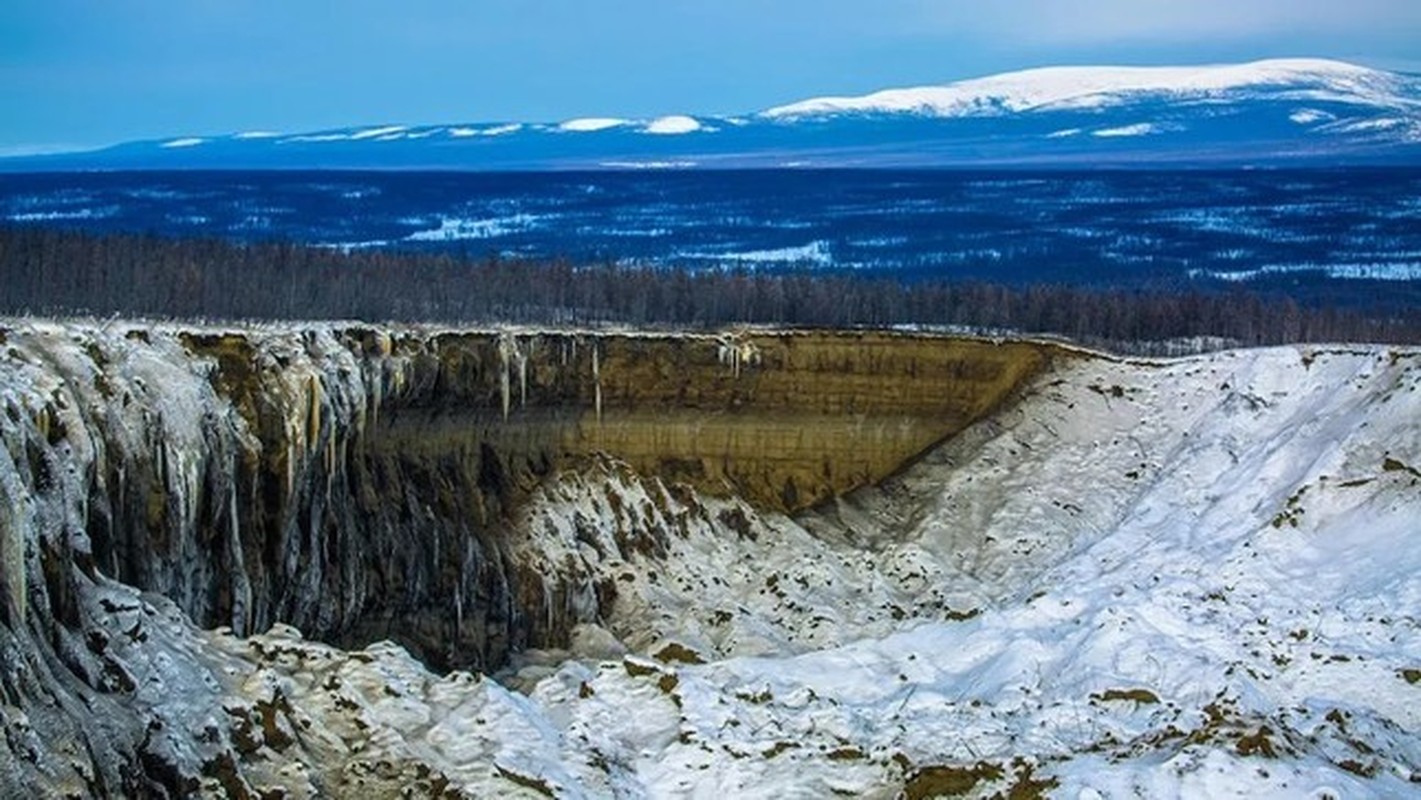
[0,322,1049,668]
[1,320,1419,797]
[0,320,1050,794]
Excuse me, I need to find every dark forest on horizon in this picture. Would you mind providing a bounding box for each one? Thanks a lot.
[2,226,1419,353]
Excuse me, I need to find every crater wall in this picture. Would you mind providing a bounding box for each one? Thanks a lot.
[0,321,1063,793]
[1,323,1056,675]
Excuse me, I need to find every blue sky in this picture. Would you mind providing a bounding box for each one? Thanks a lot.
[3,0,1420,153]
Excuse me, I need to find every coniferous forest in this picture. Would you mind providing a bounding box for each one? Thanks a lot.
[2,225,1419,352]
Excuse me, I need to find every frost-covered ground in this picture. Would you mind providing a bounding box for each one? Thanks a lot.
[3,322,1418,797]
[450,345,1420,798]
[212,343,1418,798]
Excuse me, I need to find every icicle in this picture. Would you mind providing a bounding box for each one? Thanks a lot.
[499,332,515,421]
[227,478,253,634]
[497,333,531,412]
[592,343,602,424]
[285,439,295,500]
[519,347,529,409]
[306,375,322,452]
[717,333,749,377]
[0,467,26,620]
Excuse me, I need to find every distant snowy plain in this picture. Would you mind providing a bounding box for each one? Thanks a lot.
[4,169,1421,303]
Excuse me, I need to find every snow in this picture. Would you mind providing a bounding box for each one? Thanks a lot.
[404,214,543,241]
[283,132,352,143]
[3,322,1418,795]
[558,117,630,132]
[1197,262,1421,282]
[1321,117,1421,142]
[7,207,113,222]
[347,125,408,141]
[505,344,1421,796]
[448,123,523,138]
[160,137,205,148]
[598,160,698,169]
[678,241,834,266]
[762,58,1417,119]
[1336,117,1405,131]
[643,115,703,135]
[1290,108,1335,125]
[1092,122,1161,137]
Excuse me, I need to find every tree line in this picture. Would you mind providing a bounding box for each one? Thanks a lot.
[2,225,1418,353]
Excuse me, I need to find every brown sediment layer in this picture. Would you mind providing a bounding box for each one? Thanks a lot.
[371,329,1056,513]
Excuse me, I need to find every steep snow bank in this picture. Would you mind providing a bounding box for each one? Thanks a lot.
[199,342,1420,798]
[486,345,1421,796]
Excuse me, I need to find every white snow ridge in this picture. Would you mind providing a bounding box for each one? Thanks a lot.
[643,115,703,135]
[558,117,630,132]
[763,58,1418,118]
[1093,122,1161,137]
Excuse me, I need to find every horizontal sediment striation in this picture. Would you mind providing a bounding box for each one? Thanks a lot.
[379,329,1054,511]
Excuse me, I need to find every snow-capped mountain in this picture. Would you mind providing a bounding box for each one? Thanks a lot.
[762,58,1419,118]
[5,58,1420,170]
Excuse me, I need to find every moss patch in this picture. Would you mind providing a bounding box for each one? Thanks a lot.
[762,741,798,759]
[654,642,706,665]
[495,764,555,797]
[902,762,1005,799]
[1004,762,1059,800]
[623,658,660,678]
[1383,457,1421,479]
[1236,726,1278,758]
[1091,688,1160,706]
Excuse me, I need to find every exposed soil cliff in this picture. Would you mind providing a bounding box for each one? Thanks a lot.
[0,321,1054,794]
[372,329,1052,511]
[154,326,1053,670]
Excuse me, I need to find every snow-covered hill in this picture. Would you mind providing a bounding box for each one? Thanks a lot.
[763,58,1419,118]
[5,58,1419,170]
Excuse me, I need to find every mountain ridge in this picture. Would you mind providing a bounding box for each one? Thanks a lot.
[763,58,1420,118]
[5,58,1420,170]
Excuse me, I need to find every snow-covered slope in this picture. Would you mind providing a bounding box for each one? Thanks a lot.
[763,58,1418,117]
[188,343,1421,797]
[5,59,1419,170]
[2,321,1419,796]
[470,344,1421,797]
